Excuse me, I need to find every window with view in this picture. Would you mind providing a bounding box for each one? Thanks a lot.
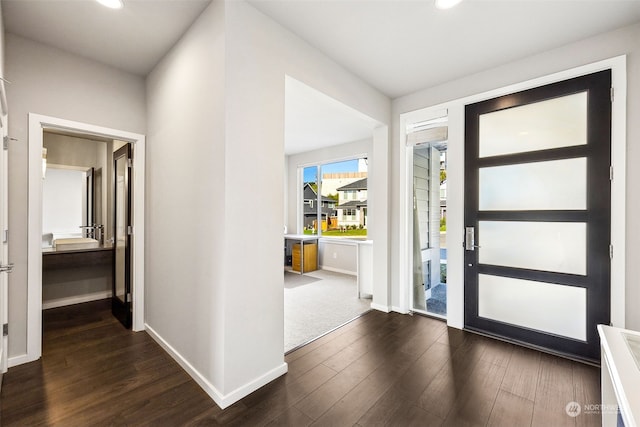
[301,157,368,239]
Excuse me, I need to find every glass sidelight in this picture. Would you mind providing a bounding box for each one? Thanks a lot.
[464,70,612,362]
[408,113,448,318]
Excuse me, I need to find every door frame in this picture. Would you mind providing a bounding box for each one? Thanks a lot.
[399,55,627,330]
[0,81,8,376]
[19,113,145,367]
[112,144,133,329]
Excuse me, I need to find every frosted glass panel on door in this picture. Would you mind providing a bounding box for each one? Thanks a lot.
[479,92,587,158]
[479,158,586,211]
[479,221,586,275]
[478,274,586,340]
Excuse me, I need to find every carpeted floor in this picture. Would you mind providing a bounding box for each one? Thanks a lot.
[284,269,371,352]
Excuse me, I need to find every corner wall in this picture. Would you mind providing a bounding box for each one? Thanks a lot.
[390,22,640,330]
[222,0,390,398]
[144,0,390,407]
[5,34,145,360]
[145,0,227,394]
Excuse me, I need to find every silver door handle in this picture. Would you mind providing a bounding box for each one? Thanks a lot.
[465,227,481,251]
[0,263,14,273]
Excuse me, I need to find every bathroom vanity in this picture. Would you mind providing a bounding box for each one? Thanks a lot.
[599,324,640,427]
[42,241,113,309]
[43,243,112,269]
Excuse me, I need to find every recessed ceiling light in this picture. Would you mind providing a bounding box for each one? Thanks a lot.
[96,0,124,9]
[435,0,463,10]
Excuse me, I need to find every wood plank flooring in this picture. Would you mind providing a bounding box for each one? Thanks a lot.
[0,299,601,426]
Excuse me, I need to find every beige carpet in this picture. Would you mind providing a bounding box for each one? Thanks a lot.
[284,269,371,353]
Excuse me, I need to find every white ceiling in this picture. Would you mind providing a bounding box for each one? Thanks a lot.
[4,0,640,154]
[2,0,212,76]
[250,0,640,98]
[285,76,380,155]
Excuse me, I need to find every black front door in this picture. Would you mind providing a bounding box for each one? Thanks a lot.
[464,70,611,362]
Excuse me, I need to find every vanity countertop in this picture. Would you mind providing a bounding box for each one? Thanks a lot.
[42,243,113,256]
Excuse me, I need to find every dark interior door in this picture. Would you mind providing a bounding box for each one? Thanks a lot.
[464,70,611,362]
[112,144,132,328]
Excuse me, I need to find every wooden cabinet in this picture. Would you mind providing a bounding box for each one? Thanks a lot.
[292,242,317,273]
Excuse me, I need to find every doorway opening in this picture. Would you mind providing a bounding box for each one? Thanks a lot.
[283,76,385,353]
[42,132,134,329]
[20,114,145,367]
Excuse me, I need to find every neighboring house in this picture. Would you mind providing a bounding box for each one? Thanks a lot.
[336,178,367,228]
[303,183,337,230]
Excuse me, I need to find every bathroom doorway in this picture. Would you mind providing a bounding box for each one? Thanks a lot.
[112,144,133,328]
[23,114,145,365]
[41,132,134,329]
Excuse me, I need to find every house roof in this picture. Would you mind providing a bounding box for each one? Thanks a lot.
[337,200,367,209]
[336,178,367,191]
[303,183,338,203]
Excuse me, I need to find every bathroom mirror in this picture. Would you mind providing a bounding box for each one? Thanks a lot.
[42,131,112,248]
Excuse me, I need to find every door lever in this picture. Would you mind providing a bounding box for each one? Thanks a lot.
[465,227,481,251]
[0,263,14,273]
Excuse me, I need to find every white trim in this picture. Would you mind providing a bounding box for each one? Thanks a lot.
[399,55,627,331]
[391,305,410,314]
[370,302,391,313]
[145,323,288,410]
[42,291,112,310]
[8,353,32,368]
[26,114,146,366]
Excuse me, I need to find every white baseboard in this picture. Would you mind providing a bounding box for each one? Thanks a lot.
[8,352,37,368]
[319,266,357,276]
[144,323,288,409]
[370,302,391,313]
[42,291,112,310]
[392,306,410,314]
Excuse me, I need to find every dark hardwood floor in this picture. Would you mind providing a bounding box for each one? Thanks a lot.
[0,299,601,426]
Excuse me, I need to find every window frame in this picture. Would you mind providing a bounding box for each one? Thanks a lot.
[299,155,368,238]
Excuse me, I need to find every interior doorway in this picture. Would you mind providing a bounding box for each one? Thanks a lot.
[20,114,145,367]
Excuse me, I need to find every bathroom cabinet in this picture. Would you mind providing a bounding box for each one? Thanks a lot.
[43,246,112,269]
[42,246,113,309]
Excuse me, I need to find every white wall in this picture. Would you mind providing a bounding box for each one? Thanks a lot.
[5,34,145,359]
[145,0,227,400]
[391,22,640,331]
[225,0,389,398]
[319,240,358,275]
[144,0,390,408]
